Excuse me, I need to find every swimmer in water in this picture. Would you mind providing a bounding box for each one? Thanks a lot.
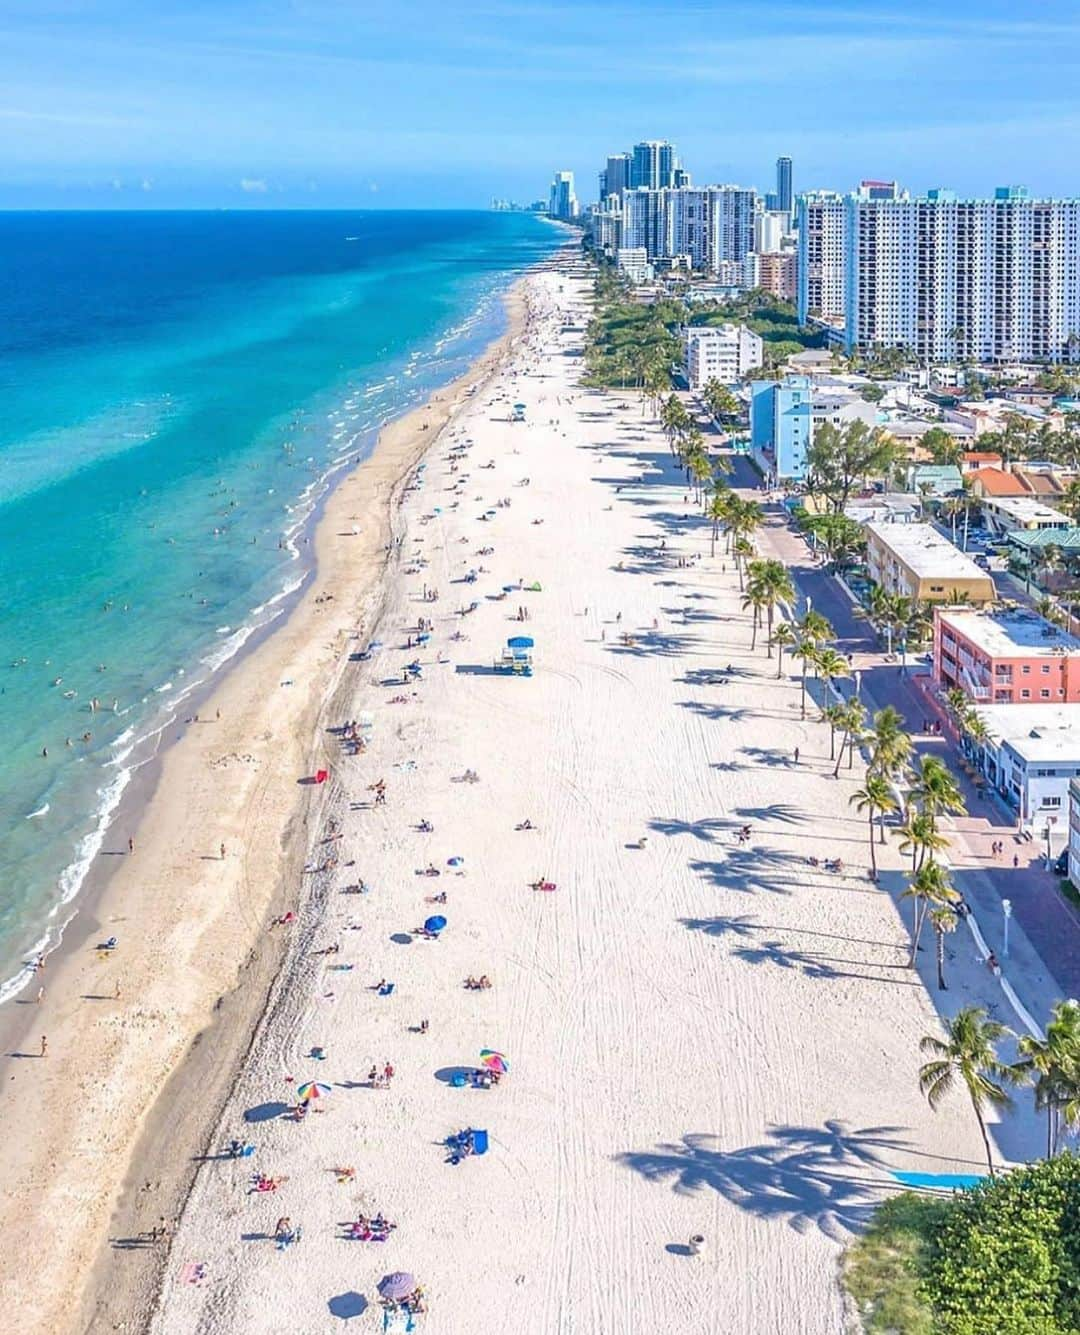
[42,746,48,758]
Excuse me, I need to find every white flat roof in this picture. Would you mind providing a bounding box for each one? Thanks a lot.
[975,703,1080,762]
[865,522,990,581]
[982,496,1070,523]
[938,607,1080,658]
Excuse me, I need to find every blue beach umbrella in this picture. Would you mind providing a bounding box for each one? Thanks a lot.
[424,915,447,935]
[507,636,534,649]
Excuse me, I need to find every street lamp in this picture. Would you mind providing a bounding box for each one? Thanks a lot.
[1002,898,1013,958]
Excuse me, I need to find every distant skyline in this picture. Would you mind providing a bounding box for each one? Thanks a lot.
[2,0,1079,209]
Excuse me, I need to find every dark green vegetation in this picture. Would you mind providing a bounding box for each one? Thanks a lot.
[689,290,824,367]
[846,1155,1080,1334]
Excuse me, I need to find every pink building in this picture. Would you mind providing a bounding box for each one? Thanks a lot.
[934,607,1080,705]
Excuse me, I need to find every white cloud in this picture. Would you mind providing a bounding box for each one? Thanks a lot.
[239,177,268,193]
[110,177,123,190]
[140,177,153,191]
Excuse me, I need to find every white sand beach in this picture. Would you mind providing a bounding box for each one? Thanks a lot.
[138,267,1043,1334]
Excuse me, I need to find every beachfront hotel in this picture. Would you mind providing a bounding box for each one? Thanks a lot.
[797,184,1080,363]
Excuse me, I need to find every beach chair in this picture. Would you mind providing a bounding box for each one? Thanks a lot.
[378,983,395,997]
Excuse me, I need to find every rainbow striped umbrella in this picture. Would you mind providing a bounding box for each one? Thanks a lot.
[480,1049,508,1074]
[296,1081,332,1103]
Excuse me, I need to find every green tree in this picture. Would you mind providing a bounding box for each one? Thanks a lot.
[1015,999,1080,1158]
[805,419,899,514]
[832,698,866,778]
[902,861,956,966]
[772,622,796,679]
[919,1006,1016,1174]
[929,905,957,990]
[850,774,898,879]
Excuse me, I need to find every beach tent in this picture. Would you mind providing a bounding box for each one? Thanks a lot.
[511,403,526,422]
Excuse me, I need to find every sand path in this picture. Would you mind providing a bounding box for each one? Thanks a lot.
[151,269,1041,1335]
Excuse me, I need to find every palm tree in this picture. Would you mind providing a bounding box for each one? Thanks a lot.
[707,487,729,557]
[741,580,767,651]
[732,537,754,591]
[819,701,847,762]
[772,622,796,679]
[747,559,795,654]
[867,706,912,781]
[929,905,958,990]
[850,774,898,879]
[832,699,866,778]
[814,647,850,708]
[794,640,820,719]
[1015,999,1080,1157]
[910,754,967,835]
[919,1006,1016,1175]
[896,811,950,872]
[901,860,956,965]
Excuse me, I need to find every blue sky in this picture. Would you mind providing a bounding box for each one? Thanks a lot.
[1,0,1077,208]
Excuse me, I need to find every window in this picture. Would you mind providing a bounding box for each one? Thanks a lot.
[1021,689,1032,698]
[1022,665,1031,674]
[1042,689,1052,698]
[1042,664,1052,674]
[1044,796,1063,808]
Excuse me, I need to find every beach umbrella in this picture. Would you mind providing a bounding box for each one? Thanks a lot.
[423,915,447,935]
[378,1273,416,1301]
[506,636,534,649]
[447,856,464,867]
[296,1081,332,1103]
[480,1049,509,1074]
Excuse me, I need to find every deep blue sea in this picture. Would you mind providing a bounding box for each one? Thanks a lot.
[0,209,562,998]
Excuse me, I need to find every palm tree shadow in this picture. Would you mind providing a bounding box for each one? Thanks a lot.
[617,1122,910,1240]
[649,815,739,843]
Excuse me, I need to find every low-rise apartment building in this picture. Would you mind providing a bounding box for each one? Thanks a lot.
[749,375,877,482]
[972,703,1080,836]
[980,496,1071,535]
[864,522,995,604]
[933,607,1080,704]
[684,324,763,389]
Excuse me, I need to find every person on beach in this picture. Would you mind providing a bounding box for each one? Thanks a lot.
[128,837,134,854]
[40,1035,48,1057]
[220,842,226,860]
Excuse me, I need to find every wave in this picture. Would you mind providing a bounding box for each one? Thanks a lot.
[26,803,49,819]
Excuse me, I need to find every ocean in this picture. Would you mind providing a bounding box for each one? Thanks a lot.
[0,209,563,1000]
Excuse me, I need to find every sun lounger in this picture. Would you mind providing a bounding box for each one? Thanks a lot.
[472,1129,489,1155]
[378,983,395,996]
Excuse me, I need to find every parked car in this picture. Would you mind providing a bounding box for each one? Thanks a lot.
[1054,849,1069,877]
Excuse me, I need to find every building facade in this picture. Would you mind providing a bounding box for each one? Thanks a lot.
[630,140,676,190]
[685,325,764,389]
[795,191,847,325]
[600,153,631,202]
[749,375,878,481]
[751,251,797,301]
[864,522,996,603]
[619,185,757,275]
[841,189,1080,362]
[933,607,1080,705]
[776,156,793,217]
[548,171,578,221]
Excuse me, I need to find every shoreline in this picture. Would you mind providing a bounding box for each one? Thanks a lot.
[0,265,545,1335]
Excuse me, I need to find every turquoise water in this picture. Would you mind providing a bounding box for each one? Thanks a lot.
[0,210,563,998]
